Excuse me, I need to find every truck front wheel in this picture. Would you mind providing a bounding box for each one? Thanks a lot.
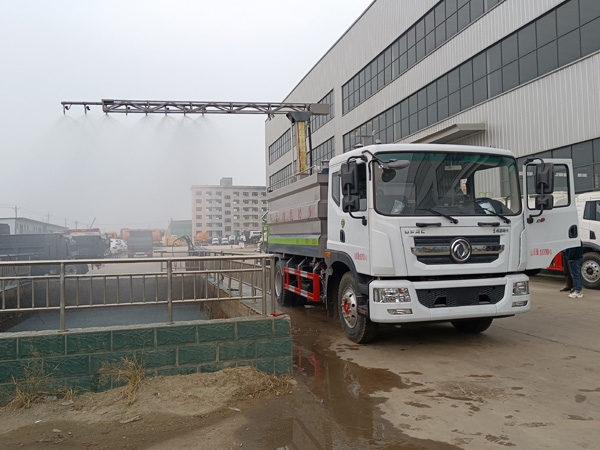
[451,317,493,333]
[338,272,377,344]
[581,252,600,290]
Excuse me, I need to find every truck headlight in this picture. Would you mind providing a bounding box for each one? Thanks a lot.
[373,288,411,303]
[512,281,529,296]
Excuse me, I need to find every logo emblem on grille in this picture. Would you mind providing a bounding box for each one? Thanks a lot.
[450,238,472,263]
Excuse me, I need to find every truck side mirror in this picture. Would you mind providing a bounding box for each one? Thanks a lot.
[343,194,360,213]
[534,194,554,211]
[535,162,554,194]
[341,161,358,195]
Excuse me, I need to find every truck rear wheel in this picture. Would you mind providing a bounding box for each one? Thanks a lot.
[581,252,600,290]
[275,261,296,307]
[451,317,493,333]
[338,272,377,344]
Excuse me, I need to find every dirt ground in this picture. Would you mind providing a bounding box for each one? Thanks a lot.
[0,366,297,450]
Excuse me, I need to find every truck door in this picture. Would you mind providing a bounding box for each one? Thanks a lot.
[522,159,579,270]
[331,160,370,274]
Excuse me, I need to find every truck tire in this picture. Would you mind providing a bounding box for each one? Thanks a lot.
[581,252,600,290]
[338,272,378,344]
[275,261,295,307]
[451,317,493,333]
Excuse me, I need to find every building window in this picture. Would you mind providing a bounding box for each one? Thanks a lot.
[342,0,505,114]
[311,137,335,164]
[517,137,600,193]
[343,0,599,151]
[269,163,294,191]
[268,129,292,164]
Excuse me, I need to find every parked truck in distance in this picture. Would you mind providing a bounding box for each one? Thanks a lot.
[121,228,163,246]
[0,233,89,275]
[266,143,579,343]
[65,228,107,259]
[127,230,154,258]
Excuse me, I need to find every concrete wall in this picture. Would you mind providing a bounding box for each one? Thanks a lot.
[0,316,292,406]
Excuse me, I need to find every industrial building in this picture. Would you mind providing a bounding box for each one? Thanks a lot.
[0,217,66,235]
[191,177,267,239]
[265,0,600,193]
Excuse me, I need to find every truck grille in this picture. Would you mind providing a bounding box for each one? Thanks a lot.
[416,285,505,308]
[411,235,503,265]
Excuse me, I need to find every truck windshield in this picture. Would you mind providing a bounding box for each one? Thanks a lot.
[373,152,522,217]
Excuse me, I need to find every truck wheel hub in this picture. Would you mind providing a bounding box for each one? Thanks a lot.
[341,290,357,327]
[582,260,599,282]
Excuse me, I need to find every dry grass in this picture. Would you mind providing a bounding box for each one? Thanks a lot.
[57,386,78,403]
[99,354,146,405]
[230,367,295,399]
[8,363,57,409]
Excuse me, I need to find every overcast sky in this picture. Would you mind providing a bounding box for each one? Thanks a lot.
[0,0,372,232]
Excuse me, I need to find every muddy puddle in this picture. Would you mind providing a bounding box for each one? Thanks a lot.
[240,307,460,450]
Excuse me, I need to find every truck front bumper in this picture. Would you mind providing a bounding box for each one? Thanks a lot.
[368,274,530,323]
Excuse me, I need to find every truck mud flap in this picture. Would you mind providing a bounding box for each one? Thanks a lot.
[284,267,320,301]
[357,304,369,316]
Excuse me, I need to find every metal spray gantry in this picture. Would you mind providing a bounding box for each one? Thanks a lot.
[60,99,330,117]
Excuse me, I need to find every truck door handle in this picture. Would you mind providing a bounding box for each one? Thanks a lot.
[340,230,345,243]
[568,225,578,239]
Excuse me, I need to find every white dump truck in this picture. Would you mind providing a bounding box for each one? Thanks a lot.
[266,143,579,343]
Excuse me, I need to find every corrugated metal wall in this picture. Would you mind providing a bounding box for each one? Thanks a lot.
[265,0,599,180]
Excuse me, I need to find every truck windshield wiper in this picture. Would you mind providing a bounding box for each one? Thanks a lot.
[418,207,459,224]
[480,208,511,224]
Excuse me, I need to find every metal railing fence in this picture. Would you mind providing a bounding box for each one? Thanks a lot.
[0,253,275,332]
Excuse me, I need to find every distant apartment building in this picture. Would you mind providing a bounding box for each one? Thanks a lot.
[191,178,267,239]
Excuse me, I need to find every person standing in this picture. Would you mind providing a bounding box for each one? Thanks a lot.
[565,244,584,298]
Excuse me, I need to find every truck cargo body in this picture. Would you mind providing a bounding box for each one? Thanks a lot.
[267,144,579,343]
[0,233,89,275]
[127,230,154,258]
